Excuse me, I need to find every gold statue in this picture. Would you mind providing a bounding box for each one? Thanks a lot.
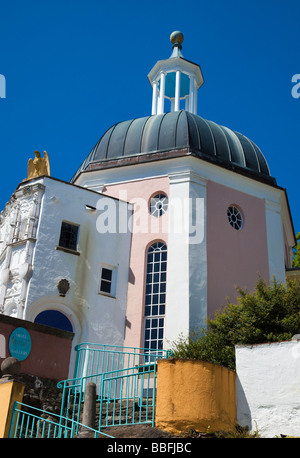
[24,150,50,181]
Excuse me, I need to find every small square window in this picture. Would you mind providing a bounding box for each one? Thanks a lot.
[58,222,79,251]
[99,265,117,297]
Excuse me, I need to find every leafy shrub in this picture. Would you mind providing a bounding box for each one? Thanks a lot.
[171,277,300,370]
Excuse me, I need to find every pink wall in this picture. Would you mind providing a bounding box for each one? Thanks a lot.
[103,176,270,343]
[102,177,169,349]
[0,315,73,381]
[206,181,269,317]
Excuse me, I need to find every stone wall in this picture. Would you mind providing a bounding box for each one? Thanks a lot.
[12,372,63,416]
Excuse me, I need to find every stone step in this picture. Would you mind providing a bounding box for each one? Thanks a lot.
[63,397,154,430]
[95,399,153,428]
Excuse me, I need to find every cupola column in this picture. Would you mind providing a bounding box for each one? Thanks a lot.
[158,72,166,115]
[174,70,181,111]
[189,75,195,114]
[152,80,158,115]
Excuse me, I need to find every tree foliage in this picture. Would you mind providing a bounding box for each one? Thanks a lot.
[170,277,300,370]
[292,232,300,267]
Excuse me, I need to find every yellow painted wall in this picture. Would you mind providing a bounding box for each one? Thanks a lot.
[155,359,236,435]
[0,381,24,438]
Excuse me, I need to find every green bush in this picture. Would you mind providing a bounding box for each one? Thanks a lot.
[171,277,300,370]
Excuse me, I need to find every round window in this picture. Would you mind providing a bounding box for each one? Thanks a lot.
[227,205,243,230]
[150,193,168,217]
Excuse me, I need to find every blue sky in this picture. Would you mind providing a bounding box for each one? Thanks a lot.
[0,0,300,236]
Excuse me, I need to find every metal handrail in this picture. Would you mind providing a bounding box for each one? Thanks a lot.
[72,343,171,383]
[99,363,157,428]
[9,344,172,438]
[9,401,114,438]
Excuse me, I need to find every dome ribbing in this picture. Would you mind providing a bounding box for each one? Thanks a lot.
[72,111,275,185]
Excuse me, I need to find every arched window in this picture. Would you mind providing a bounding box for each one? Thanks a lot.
[144,242,167,356]
[34,310,73,332]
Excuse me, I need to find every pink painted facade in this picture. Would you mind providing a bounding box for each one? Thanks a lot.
[102,176,169,348]
[206,181,269,316]
[101,173,285,345]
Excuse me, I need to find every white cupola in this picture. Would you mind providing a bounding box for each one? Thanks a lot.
[148,31,204,115]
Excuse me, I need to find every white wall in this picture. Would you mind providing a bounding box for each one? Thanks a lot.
[23,177,132,352]
[236,340,300,437]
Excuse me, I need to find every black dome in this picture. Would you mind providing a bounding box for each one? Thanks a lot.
[72,111,275,185]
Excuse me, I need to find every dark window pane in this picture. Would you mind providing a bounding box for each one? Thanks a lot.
[101,268,112,281]
[154,262,160,272]
[160,283,166,293]
[152,305,158,316]
[59,222,79,251]
[160,272,166,282]
[100,280,111,293]
[151,329,157,339]
[153,294,159,304]
[154,253,161,262]
[154,273,159,283]
[161,262,167,272]
[146,284,152,294]
[160,294,166,304]
[153,283,159,293]
[159,305,165,315]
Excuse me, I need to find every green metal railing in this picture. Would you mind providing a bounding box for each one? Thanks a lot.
[58,345,171,431]
[9,402,114,438]
[72,343,170,383]
[9,343,173,438]
[99,363,156,428]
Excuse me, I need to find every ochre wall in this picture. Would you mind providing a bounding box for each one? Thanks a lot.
[155,359,236,434]
[0,381,24,438]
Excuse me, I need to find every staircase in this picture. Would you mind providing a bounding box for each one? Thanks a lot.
[98,399,153,428]
[9,344,171,438]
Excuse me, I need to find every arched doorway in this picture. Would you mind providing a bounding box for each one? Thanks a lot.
[34,310,73,333]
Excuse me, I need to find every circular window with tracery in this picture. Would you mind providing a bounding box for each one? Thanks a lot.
[150,193,168,217]
[227,205,243,230]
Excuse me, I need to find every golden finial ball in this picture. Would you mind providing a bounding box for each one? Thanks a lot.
[170,31,184,45]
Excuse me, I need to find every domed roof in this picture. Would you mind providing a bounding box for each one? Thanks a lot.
[72,110,275,185]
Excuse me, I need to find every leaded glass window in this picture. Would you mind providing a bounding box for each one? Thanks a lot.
[59,222,79,251]
[227,205,243,230]
[149,194,168,217]
[144,242,167,356]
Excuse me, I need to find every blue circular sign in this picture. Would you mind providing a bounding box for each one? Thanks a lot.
[9,327,31,361]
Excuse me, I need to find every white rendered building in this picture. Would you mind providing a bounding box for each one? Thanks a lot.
[0,177,132,352]
[0,32,295,362]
